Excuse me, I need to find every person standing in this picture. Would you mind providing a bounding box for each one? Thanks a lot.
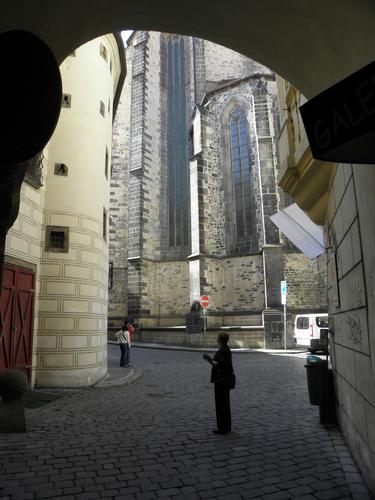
[203,332,234,434]
[115,322,130,367]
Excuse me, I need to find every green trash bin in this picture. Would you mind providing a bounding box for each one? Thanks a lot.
[305,356,327,405]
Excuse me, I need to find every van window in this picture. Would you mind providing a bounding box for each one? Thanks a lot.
[296,317,309,329]
[316,316,328,327]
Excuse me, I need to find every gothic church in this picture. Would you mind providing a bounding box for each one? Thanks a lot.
[109,31,326,347]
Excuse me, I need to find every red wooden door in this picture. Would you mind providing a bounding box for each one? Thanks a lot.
[0,264,35,382]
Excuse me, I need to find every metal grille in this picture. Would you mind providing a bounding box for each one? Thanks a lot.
[24,152,44,188]
[50,231,65,249]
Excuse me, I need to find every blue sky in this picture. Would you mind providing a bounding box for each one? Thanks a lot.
[121,31,133,46]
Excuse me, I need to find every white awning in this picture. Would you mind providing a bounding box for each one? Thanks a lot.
[270,203,325,259]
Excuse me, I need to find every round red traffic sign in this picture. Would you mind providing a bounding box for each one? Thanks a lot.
[199,295,210,309]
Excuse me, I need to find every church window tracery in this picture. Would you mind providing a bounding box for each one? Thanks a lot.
[167,37,189,248]
[229,106,252,240]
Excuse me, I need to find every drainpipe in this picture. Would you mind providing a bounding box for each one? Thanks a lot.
[250,84,269,349]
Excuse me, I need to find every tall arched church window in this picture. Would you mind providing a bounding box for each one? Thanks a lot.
[230,107,251,240]
[167,37,189,248]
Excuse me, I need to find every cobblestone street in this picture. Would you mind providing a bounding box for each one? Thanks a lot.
[0,346,372,500]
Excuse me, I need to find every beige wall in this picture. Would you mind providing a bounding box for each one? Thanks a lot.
[36,35,122,387]
[3,34,123,388]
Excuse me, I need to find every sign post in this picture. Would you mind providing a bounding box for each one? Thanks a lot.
[199,295,210,334]
[280,281,287,350]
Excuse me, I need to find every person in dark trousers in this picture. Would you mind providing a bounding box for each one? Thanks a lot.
[203,332,234,434]
[115,322,130,367]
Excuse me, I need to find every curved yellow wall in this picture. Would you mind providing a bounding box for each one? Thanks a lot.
[36,35,121,387]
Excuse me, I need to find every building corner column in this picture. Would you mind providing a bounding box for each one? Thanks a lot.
[262,245,286,349]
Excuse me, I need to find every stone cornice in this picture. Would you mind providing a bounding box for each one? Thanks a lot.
[278,145,334,225]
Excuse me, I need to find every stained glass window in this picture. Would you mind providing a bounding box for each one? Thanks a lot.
[229,107,252,240]
[167,37,189,248]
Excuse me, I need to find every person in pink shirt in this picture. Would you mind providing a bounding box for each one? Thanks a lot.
[115,322,131,367]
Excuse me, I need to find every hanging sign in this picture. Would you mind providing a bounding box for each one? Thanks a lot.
[300,60,375,164]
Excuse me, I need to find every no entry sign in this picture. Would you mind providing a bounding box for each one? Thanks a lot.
[199,295,210,309]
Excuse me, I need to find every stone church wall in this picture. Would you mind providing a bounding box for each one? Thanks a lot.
[155,261,190,322]
[203,255,264,317]
[200,82,264,256]
[283,253,327,312]
[204,40,271,86]
[141,32,163,261]
[134,259,189,326]
[109,31,328,347]
[254,80,280,246]
[108,45,133,321]
[200,119,226,256]
[126,32,164,316]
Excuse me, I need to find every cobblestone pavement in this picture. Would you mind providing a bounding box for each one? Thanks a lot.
[0,346,372,500]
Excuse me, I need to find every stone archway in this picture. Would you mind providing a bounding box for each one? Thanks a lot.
[2,3,375,495]
[1,0,375,98]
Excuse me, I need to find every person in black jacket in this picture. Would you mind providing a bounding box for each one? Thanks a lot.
[203,332,234,434]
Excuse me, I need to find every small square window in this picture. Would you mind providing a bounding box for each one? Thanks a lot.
[45,226,69,253]
[54,163,68,176]
[62,94,72,108]
[51,231,64,249]
[100,43,108,62]
[105,148,109,179]
[100,101,105,117]
[103,209,107,241]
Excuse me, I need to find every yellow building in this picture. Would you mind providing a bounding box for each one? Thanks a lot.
[276,77,334,225]
[2,33,125,387]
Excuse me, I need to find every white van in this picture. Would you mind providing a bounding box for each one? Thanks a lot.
[293,313,329,353]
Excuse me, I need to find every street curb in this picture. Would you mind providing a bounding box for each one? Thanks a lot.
[94,366,144,388]
[108,340,307,355]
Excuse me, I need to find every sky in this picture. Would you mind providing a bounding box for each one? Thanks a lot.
[121,31,133,46]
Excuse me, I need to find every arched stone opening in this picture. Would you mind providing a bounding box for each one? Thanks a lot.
[2,1,375,97]
[1,4,375,494]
